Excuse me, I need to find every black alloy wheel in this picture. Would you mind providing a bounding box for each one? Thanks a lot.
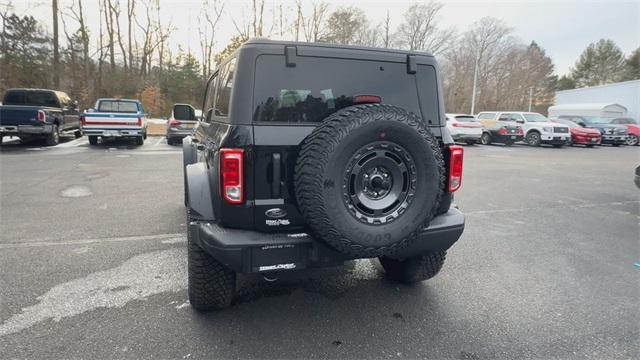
[343,141,416,225]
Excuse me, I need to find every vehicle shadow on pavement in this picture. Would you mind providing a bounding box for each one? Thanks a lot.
[0,135,77,151]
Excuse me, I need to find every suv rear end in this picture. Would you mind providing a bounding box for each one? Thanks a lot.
[183,39,465,310]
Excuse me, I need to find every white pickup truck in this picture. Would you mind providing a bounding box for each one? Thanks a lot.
[81,98,148,145]
[476,111,571,147]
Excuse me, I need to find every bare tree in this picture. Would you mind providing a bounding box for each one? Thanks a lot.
[127,0,135,72]
[52,0,60,87]
[66,0,90,85]
[383,10,391,48]
[102,0,116,71]
[199,0,224,78]
[296,0,329,42]
[108,0,128,71]
[395,2,455,54]
[323,6,366,45]
[231,0,267,38]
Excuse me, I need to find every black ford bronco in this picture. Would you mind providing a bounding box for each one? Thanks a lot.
[183,39,465,311]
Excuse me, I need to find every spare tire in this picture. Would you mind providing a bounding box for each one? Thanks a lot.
[294,104,445,258]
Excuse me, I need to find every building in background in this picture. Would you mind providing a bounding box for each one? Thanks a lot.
[554,80,640,120]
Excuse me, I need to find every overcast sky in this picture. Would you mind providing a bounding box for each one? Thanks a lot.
[9,0,640,75]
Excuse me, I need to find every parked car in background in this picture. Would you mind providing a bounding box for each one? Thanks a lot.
[552,118,601,147]
[610,117,639,146]
[555,115,628,146]
[82,98,148,145]
[480,111,571,147]
[476,112,524,146]
[166,103,199,145]
[0,88,82,146]
[446,113,482,145]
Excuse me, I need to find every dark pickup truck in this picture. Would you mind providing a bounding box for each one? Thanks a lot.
[0,88,83,146]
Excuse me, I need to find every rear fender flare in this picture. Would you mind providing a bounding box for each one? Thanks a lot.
[186,162,215,220]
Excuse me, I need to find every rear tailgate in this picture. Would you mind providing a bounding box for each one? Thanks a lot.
[0,106,44,127]
[82,112,142,129]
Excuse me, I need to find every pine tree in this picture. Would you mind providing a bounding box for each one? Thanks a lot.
[622,48,640,81]
[570,39,626,87]
[556,75,576,90]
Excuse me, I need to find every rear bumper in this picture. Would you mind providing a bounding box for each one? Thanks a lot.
[0,124,52,135]
[190,206,465,273]
[451,133,482,141]
[83,127,144,137]
[166,127,195,139]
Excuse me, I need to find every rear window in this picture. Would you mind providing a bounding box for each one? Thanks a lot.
[98,101,139,113]
[454,116,476,122]
[253,55,424,124]
[3,91,59,107]
[173,105,195,120]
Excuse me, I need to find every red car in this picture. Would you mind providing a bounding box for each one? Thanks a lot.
[610,117,640,146]
[552,118,601,147]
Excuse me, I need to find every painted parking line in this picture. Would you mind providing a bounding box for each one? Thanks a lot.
[56,137,89,148]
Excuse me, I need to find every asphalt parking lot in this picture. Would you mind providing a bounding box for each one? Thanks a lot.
[0,136,638,359]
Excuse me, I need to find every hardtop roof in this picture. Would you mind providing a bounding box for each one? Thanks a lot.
[242,38,434,58]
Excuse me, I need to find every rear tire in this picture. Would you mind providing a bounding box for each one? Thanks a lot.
[135,136,144,146]
[187,208,235,311]
[626,134,638,146]
[74,129,83,138]
[480,132,492,145]
[586,144,595,148]
[45,124,60,146]
[88,135,98,145]
[379,251,446,284]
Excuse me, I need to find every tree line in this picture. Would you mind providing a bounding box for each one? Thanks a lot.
[0,0,638,117]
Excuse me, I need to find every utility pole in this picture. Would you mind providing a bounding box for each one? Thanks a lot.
[528,87,533,112]
[470,47,480,115]
[52,0,60,88]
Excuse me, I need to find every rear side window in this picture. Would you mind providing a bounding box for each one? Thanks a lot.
[253,55,422,123]
[3,91,25,105]
[454,115,476,122]
[4,91,59,107]
[98,101,139,113]
[213,58,236,118]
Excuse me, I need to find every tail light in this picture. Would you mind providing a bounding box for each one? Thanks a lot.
[137,117,142,126]
[169,119,181,127]
[517,127,524,135]
[353,95,382,104]
[452,123,461,127]
[37,110,46,123]
[220,148,244,204]
[80,115,85,125]
[498,127,508,135]
[448,145,464,192]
